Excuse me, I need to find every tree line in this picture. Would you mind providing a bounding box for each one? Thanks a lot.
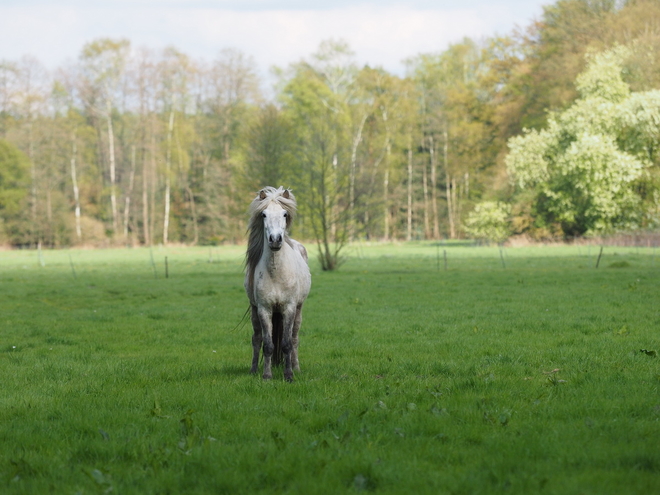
[1,0,659,268]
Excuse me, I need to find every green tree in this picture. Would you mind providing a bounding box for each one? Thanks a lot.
[282,68,347,270]
[464,201,511,244]
[240,103,294,191]
[506,45,658,236]
[157,46,193,245]
[409,39,494,239]
[196,48,262,244]
[79,38,130,237]
[352,66,409,241]
[280,40,356,270]
[0,139,30,244]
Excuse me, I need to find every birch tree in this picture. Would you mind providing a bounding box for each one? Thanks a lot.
[79,38,130,237]
[129,47,159,245]
[195,48,261,242]
[158,47,192,245]
[357,67,412,240]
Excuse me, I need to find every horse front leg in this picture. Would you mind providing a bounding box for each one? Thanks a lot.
[258,307,274,380]
[291,304,303,372]
[250,305,262,374]
[282,305,297,382]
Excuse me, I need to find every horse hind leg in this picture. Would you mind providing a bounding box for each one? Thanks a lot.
[250,306,262,375]
[271,312,284,367]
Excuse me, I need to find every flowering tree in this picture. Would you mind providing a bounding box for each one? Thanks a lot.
[506,45,660,236]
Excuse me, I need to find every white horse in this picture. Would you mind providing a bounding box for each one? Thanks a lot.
[245,187,311,381]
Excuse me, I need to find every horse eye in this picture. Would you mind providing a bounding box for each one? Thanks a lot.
[261,212,267,218]
[283,212,288,218]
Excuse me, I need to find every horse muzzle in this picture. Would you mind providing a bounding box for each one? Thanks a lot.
[268,233,283,251]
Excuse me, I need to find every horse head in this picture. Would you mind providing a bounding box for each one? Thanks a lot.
[260,188,291,252]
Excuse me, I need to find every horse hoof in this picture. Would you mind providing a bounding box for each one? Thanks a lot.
[249,368,258,375]
[284,372,294,383]
[262,373,272,380]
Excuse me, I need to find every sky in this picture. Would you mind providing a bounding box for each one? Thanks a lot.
[0,0,551,78]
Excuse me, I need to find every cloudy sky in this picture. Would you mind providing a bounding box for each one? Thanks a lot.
[1,0,550,76]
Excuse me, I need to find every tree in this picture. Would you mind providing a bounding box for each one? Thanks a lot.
[282,69,347,270]
[0,139,30,244]
[79,38,130,237]
[158,47,192,245]
[241,103,294,191]
[280,40,359,270]
[464,201,511,244]
[354,67,413,241]
[195,48,262,243]
[506,45,658,236]
[7,56,54,246]
[0,60,19,139]
[409,39,493,239]
[2,1,659,249]
[128,47,159,246]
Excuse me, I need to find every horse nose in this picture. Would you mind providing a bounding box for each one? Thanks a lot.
[269,233,282,244]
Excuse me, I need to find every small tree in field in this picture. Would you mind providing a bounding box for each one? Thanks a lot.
[506,45,660,236]
[464,201,511,244]
[280,41,357,271]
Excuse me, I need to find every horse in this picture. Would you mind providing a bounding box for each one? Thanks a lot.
[244,186,312,382]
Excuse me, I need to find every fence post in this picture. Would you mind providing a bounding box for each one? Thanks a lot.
[150,248,157,278]
[68,254,77,279]
[595,246,603,268]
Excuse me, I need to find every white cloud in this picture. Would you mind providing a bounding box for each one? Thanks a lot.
[0,2,545,76]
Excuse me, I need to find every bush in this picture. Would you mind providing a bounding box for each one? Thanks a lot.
[464,201,512,244]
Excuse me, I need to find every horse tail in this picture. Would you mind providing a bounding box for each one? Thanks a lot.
[272,312,283,367]
[231,306,251,333]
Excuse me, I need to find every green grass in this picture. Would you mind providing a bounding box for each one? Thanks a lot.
[1,243,659,494]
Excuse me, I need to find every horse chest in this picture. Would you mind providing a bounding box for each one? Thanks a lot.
[254,266,299,305]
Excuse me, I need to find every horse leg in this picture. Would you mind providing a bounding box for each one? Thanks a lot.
[281,305,296,382]
[250,305,262,374]
[291,305,303,372]
[258,307,274,380]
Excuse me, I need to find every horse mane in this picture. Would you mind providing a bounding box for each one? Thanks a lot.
[245,186,297,296]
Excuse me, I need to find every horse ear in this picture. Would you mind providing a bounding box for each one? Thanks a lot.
[259,190,267,200]
[282,189,290,199]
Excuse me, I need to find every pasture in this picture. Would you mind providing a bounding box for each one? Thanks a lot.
[0,243,659,494]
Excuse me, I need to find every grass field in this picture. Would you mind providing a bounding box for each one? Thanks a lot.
[1,242,659,494]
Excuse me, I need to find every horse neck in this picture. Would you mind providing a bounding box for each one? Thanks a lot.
[260,232,293,274]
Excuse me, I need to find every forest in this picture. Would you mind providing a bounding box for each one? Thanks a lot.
[1,0,659,267]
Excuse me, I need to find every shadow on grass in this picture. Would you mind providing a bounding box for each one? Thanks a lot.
[218,362,291,379]
[219,364,250,377]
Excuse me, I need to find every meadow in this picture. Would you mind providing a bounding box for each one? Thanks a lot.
[0,242,658,494]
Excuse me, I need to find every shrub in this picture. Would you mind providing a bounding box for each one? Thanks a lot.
[464,201,512,244]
